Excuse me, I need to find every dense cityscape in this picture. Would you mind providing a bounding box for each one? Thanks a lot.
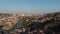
[0,12,60,34]
[0,0,60,34]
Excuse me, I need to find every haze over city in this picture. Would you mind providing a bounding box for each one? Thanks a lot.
[0,0,60,14]
[0,0,60,34]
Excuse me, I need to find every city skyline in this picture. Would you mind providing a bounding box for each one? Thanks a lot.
[0,0,60,14]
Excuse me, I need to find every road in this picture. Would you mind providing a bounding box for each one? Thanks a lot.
[13,19,23,29]
[0,18,23,34]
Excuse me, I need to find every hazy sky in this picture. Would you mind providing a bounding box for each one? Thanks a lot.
[0,0,60,14]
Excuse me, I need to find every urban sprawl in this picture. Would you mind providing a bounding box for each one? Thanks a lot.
[0,12,60,34]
